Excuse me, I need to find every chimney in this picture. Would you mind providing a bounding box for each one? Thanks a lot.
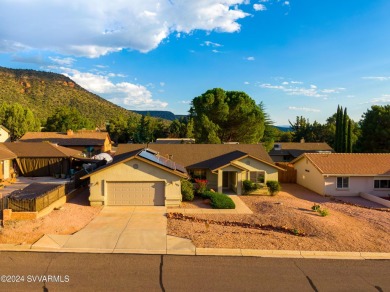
[67,129,74,136]
[300,138,305,143]
[168,154,173,160]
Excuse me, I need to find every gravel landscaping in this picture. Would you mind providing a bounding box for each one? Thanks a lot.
[168,184,390,252]
[0,188,102,244]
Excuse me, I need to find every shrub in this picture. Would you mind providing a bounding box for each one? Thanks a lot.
[194,179,208,195]
[181,179,194,201]
[318,208,329,217]
[266,180,281,196]
[203,191,235,209]
[243,180,258,194]
[311,204,321,211]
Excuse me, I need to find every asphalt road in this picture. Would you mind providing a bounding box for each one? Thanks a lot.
[0,252,389,291]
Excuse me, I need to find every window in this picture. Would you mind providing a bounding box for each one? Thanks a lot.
[337,177,349,189]
[250,171,265,183]
[374,180,390,189]
[188,169,207,180]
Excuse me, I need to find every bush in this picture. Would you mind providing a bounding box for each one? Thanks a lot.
[203,191,235,209]
[243,180,258,194]
[266,180,281,196]
[311,204,321,211]
[318,208,329,217]
[194,179,208,195]
[181,179,194,201]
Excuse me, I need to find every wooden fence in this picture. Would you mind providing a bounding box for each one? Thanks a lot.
[276,162,297,183]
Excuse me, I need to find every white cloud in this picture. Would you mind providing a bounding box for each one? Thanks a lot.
[59,68,168,110]
[244,81,250,85]
[258,80,344,98]
[212,49,221,53]
[245,56,255,61]
[253,4,266,11]
[288,106,320,113]
[364,95,390,104]
[202,41,222,47]
[362,76,390,81]
[49,56,75,66]
[160,82,165,87]
[0,0,250,57]
[283,1,290,6]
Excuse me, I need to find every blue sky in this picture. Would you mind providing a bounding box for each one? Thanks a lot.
[0,0,389,125]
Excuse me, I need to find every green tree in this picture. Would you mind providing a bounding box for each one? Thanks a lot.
[357,105,390,152]
[0,102,40,140]
[190,88,265,143]
[45,106,93,132]
[106,115,129,144]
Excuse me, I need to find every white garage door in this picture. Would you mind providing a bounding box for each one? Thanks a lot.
[107,182,165,206]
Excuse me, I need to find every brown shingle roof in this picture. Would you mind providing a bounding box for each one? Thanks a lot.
[3,142,83,158]
[293,153,390,175]
[116,144,276,169]
[20,131,110,146]
[0,144,17,160]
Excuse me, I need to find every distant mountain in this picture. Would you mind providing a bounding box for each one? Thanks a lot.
[134,110,188,121]
[275,126,292,132]
[0,66,139,126]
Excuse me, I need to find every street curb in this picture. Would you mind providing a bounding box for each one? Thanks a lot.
[1,244,389,260]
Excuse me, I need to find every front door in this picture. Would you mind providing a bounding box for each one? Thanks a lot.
[222,171,229,188]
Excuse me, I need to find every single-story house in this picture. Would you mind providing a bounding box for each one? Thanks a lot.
[0,125,11,143]
[81,148,188,207]
[0,144,17,180]
[2,142,83,177]
[83,144,281,207]
[292,153,390,197]
[19,130,112,155]
[269,142,333,162]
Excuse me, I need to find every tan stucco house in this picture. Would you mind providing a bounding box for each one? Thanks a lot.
[81,148,188,207]
[19,130,112,155]
[292,153,390,197]
[0,144,17,180]
[0,126,11,143]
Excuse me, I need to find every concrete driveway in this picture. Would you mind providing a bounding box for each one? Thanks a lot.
[32,205,195,254]
[62,206,167,253]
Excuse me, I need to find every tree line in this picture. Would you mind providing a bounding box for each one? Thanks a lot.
[0,88,389,153]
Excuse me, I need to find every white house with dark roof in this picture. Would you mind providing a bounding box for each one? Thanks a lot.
[292,153,390,197]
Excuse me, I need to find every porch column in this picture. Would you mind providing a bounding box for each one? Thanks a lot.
[237,171,242,195]
[217,170,223,193]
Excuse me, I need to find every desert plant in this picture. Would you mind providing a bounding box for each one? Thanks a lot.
[311,204,321,211]
[194,179,208,195]
[266,180,281,196]
[318,208,329,217]
[181,179,194,201]
[243,180,258,194]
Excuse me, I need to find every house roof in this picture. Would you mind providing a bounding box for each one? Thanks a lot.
[292,153,390,176]
[81,148,188,179]
[273,142,333,151]
[2,142,83,158]
[19,131,110,146]
[0,125,10,133]
[0,144,17,160]
[154,138,195,144]
[116,144,279,170]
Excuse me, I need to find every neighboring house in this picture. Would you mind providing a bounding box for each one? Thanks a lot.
[81,148,188,207]
[0,144,17,180]
[154,138,195,144]
[269,142,334,162]
[0,126,11,142]
[19,130,112,155]
[2,142,83,177]
[292,153,390,197]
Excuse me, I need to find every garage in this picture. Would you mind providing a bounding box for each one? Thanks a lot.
[106,182,165,206]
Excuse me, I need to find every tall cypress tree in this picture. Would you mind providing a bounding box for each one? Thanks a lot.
[334,105,340,152]
[347,119,352,153]
[342,107,348,152]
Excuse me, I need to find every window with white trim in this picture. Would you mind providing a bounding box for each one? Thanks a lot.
[374,180,390,189]
[337,177,349,189]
